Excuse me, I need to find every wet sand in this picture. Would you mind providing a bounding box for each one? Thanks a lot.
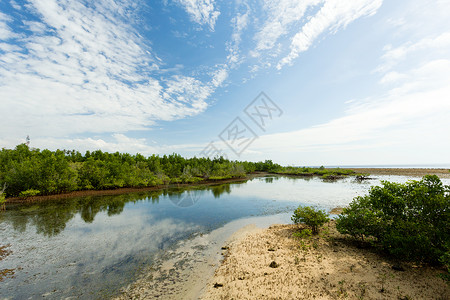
[114,214,292,300]
[201,221,449,300]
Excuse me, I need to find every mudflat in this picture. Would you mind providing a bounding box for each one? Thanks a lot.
[349,168,450,178]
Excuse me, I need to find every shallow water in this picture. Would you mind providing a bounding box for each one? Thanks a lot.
[1,175,448,299]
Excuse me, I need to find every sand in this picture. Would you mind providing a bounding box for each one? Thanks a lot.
[201,221,449,300]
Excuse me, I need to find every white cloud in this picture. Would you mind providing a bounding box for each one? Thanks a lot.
[0,11,18,40]
[22,20,49,34]
[226,6,250,66]
[9,1,22,11]
[244,0,382,73]
[252,0,322,57]
[277,0,382,69]
[210,67,228,88]
[379,71,407,84]
[0,0,224,140]
[377,32,450,73]
[175,0,220,31]
[0,42,21,52]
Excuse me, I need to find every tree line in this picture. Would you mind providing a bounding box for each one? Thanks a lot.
[0,144,282,197]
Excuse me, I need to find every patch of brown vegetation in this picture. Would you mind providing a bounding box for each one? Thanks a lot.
[201,221,449,300]
[0,244,14,282]
[0,244,12,261]
[349,168,450,178]
[0,269,15,282]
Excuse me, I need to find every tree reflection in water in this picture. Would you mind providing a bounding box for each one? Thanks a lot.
[2,191,162,237]
[1,182,245,236]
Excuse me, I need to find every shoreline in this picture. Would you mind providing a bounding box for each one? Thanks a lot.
[6,168,449,204]
[114,213,292,300]
[4,173,266,204]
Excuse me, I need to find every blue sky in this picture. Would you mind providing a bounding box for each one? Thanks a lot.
[1,0,449,166]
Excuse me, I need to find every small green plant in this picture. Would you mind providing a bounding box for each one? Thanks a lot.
[292,228,312,239]
[298,240,310,251]
[292,228,314,252]
[319,225,330,239]
[337,280,348,297]
[312,240,319,249]
[19,189,40,197]
[292,206,329,234]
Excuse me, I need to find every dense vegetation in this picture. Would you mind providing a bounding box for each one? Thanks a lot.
[0,144,356,198]
[336,175,450,267]
[0,144,249,197]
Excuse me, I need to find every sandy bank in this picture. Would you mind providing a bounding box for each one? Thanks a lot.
[201,221,449,300]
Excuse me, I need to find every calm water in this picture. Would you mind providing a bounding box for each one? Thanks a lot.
[1,175,448,299]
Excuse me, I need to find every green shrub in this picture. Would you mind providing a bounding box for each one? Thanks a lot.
[292,206,329,234]
[209,175,232,180]
[170,177,182,184]
[439,244,450,281]
[0,193,6,207]
[441,248,450,272]
[292,228,313,239]
[182,177,203,184]
[336,175,450,264]
[19,189,41,197]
